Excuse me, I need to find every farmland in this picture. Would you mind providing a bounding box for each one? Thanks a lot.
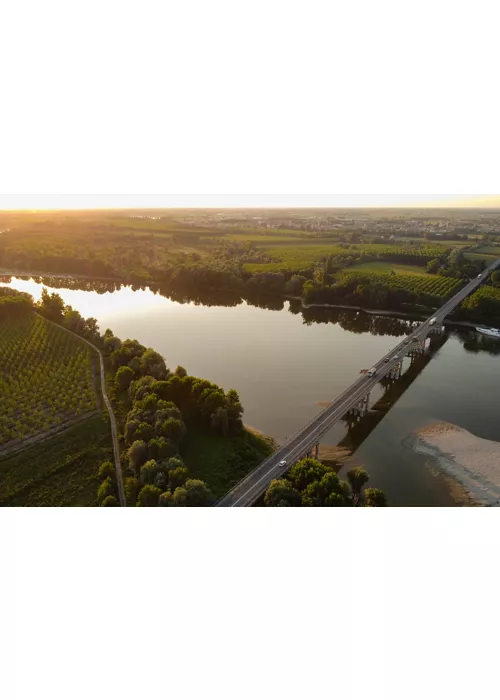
[341,262,430,276]
[338,271,463,300]
[0,313,98,452]
[243,243,449,274]
[0,414,111,506]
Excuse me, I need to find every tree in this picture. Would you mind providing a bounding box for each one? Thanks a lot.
[97,478,115,505]
[98,461,115,481]
[116,366,134,391]
[140,459,159,485]
[140,349,168,379]
[491,271,500,286]
[288,458,332,491]
[364,488,387,507]
[134,422,154,443]
[137,485,162,507]
[159,491,174,507]
[183,479,214,507]
[172,487,189,506]
[128,440,149,471]
[124,477,139,506]
[158,418,186,444]
[264,479,302,507]
[301,473,347,507]
[347,467,370,506]
[175,365,187,377]
[101,495,118,507]
[169,467,190,491]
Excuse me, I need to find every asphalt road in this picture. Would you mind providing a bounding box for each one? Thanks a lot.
[217,259,500,508]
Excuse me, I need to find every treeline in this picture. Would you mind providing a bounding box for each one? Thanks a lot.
[0,288,33,319]
[264,459,387,507]
[97,330,246,506]
[302,274,444,312]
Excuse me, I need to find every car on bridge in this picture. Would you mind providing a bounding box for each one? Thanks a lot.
[278,460,287,468]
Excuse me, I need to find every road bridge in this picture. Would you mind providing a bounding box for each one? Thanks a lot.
[216,259,500,507]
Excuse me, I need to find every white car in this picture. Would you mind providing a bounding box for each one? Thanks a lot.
[278,460,287,468]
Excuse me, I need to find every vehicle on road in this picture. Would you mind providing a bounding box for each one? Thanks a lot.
[384,357,390,363]
[278,460,287,468]
[367,368,377,377]
[404,339,410,345]
[429,318,437,326]
[394,355,400,360]
[413,337,418,342]
[477,274,483,279]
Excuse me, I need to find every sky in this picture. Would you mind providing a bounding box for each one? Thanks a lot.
[1,194,500,211]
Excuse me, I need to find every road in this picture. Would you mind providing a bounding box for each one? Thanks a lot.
[217,259,500,507]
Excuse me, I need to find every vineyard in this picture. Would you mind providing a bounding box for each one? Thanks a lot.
[339,271,463,299]
[0,313,98,450]
[244,243,449,274]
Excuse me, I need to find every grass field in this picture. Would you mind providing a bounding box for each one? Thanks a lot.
[475,245,500,255]
[0,314,98,450]
[182,427,274,499]
[0,414,112,506]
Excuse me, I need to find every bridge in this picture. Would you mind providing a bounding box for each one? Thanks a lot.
[216,258,500,507]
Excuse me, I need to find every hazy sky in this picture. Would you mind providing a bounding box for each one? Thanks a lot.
[1,194,499,211]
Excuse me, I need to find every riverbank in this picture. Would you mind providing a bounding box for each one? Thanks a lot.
[414,422,500,507]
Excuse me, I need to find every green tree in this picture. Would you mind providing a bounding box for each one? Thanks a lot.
[98,461,115,481]
[158,418,186,444]
[264,479,302,507]
[175,365,187,377]
[169,467,190,491]
[124,477,140,506]
[116,365,134,391]
[159,491,174,507]
[140,459,159,485]
[491,271,500,286]
[364,488,387,507]
[101,495,119,507]
[97,477,115,505]
[140,349,168,379]
[347,467,370,506]
[288,458,332,491]
[183,479,214,507]
[137,485,162,507]
[128,440,148,471]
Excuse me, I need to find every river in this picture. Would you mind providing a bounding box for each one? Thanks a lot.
[3,275,500,506]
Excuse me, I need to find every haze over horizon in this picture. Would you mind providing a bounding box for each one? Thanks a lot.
[1,194,500,211]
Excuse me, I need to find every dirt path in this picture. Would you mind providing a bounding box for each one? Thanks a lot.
[37,315,126,507]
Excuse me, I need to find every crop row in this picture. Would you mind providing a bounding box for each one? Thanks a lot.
[0,315,98,447]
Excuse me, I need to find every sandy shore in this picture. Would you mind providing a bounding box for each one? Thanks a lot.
[414,422,500,507]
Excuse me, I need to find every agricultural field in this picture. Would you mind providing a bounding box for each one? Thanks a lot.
[341,262,429,276]
[244,243,449,274]
[339,271,463,300]
[0,414,112,506]
[0,313,98,452]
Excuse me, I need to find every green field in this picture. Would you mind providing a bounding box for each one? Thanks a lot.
[475,245,500,255]
[244,243,449,274]
[182,427,274,499]
[338,270,463,300]
[0,414,112,506]
[0,314,98,450]
[465,252,499,262]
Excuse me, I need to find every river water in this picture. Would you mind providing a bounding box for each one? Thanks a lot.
[3,275,500,506]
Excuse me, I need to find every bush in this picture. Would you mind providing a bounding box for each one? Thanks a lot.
[101,495,119,507]
[98,461,115,481]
